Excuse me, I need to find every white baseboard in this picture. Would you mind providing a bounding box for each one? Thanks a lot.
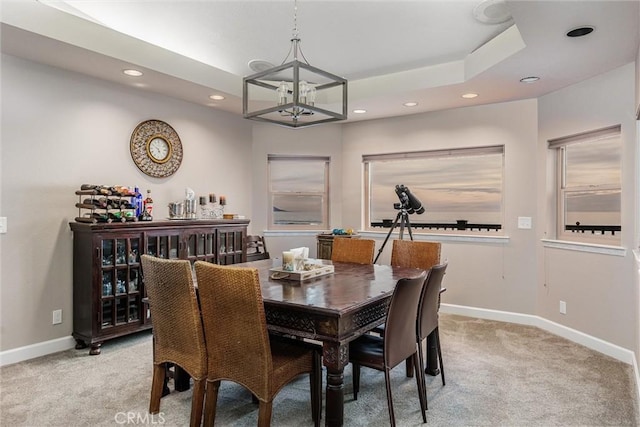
[0,336,76,367]
[441,303,640,402]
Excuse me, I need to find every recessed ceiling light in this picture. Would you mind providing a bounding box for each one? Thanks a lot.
[209,95,225,101]
[473,0,513,25]
[353,109,367,114]
[403,102,418,107]
[461,93,478,99]
[566,26,594,38]
[123,69,143,77]
[520,76,540,83]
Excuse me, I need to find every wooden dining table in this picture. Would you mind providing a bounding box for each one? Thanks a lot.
[233,258,426,427]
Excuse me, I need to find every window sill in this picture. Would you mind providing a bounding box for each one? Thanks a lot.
[541,239,626,256]
[264,230,327,237]
[359,230,509,244]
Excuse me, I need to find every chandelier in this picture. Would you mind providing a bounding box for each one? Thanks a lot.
[242,0,348,128]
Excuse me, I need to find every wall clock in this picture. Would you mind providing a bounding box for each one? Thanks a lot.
[130,119,183,178]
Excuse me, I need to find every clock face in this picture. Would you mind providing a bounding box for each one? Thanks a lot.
[147,136,171,163]
[130,120,183,178]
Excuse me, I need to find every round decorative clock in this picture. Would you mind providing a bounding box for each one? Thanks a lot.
[130,119,183,178]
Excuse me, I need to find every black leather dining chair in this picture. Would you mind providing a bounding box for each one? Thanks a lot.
[349,272,428,426]
[416,262,448,408]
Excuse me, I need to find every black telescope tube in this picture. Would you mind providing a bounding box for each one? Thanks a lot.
[395,184,425,215]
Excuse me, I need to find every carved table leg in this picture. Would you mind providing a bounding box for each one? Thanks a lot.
[162,363,171,397]
[174,366,191,392]
[425,331,440,376]
[74,339,87,350]
[323,343,348,427]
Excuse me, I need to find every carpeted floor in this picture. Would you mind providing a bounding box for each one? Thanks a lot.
[1,314,638,426]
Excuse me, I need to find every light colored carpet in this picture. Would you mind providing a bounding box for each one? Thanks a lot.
[1,314,638,426]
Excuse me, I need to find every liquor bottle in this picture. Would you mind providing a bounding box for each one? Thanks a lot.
[82,197,109,209]
[131,187,143,218]
[81,184,111,195]
[141,189,153,221]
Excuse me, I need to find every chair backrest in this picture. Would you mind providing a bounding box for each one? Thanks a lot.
[417,262,448,340]
[383,272,427,368]
[331,238,376,264]
[245,235,270,261]
[194,261,273,399]
[140,255,207,378]
[390,239,441,270]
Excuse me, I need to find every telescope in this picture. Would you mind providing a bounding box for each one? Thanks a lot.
[394,184,425,215]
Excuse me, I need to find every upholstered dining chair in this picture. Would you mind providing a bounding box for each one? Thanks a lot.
[330,237,376,264]
[245,235,270,262]
[349,272,428,427]
[416,262,448,408]
[140,255,207,427]
[193,261,322,427]
[371,239,441,355]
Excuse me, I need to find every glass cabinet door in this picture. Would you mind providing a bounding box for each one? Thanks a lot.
[185,229,217,264]
[217,228,246,265]
[99,234,142,329]
[145,231,181,259]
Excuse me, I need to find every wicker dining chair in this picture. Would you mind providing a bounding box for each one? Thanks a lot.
[330,237,376,264]
[194,261,322,427]
[390,239,441,271]
[349,272,428,426]
[416,262,448,409]
[140,255,207,427]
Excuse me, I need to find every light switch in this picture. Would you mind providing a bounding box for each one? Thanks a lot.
[517,216,532,229]
[0,217,6,234]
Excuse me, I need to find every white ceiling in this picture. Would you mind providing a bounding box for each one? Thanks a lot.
[1,0,639,123]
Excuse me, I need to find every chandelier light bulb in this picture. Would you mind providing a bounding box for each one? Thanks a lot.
[277,81,289,106]
[307,86,316,106]
[299,80,309,104]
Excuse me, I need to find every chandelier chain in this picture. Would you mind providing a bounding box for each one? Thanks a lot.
[279,0,310,65]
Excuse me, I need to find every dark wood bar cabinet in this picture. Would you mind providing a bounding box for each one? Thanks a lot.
[69,219,249,355]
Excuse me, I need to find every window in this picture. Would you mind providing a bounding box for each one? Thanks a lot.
[268,155,329,230]
[363,146,504,234]
[549,125,621,244]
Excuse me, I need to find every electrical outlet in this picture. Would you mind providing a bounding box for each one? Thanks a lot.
[559,301,567,315]
[52,309,62,325]
[0,217,7,234]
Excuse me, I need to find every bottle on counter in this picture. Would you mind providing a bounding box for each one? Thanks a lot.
[131,186,143,219]
[141,189,153,221]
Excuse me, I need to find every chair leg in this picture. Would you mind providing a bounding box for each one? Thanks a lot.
[383,368,396,427]
[436,328,445,386]
[149,363,166,414]
[257,400,273,427]
[405,356,414,378]
[417,337,428,411]
[352,363,360,400]
[203,380,220,427]
[190,378,206,427]
[413,352,427,423]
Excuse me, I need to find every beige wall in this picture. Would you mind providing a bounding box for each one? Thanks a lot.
[1,51,638,366]
[0,54,253,351]
[537,63,637,350]
[341,100,539,315]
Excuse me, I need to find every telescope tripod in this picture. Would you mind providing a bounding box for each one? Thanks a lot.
[373,208,414,264]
